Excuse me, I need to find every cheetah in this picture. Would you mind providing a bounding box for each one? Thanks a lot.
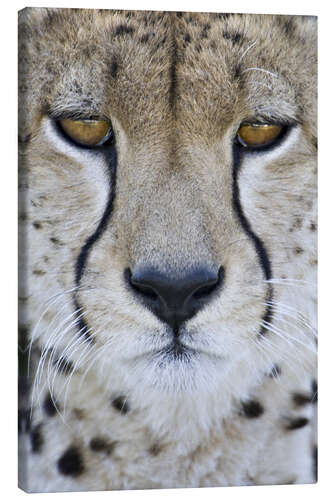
[18,9,317,492]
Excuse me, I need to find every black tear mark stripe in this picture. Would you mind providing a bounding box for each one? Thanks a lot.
[73,148,118,340]
[232,146,274,335]
[75,148,117,285]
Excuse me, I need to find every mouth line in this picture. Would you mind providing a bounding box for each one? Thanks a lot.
[156,339,195,360]
[121,333,227,364]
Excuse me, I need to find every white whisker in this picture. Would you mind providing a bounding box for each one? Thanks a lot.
[242,67,279,78]
[239,40,257,62]
[28,288,77,376]
[261,320,317,355]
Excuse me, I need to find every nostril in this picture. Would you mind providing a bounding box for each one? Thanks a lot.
[125,268,160,302]
[192,266,224,300]
[131,282,159,301]
[192,283,218,299]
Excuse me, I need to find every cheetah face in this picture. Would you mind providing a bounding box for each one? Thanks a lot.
[20,11,317,396]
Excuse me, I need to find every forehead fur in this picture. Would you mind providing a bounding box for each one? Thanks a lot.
[19,9,317,142]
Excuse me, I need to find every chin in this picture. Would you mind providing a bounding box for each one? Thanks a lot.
[117,342,228,396]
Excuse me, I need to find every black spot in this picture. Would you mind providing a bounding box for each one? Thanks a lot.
[18,324,29,341]
[283,18,296,36]
[223,31,244,44]
[292,393,312,407]
[210,40,217,51]
[43,392,57,417]
[89,437,115,455]
[232,33,243,44]
[290,217,303,232]
[72,80,83,95]
[33,221,42,229]
[18,212,28,222]
[234,64,241,80]
[57,446,84,477]
[268,364,281,378]
[47,349,74,375]
[155,36,167,50]
[184,33,191,44]
[30,423,43,453]
[216,13,232,20]
[312,379,318,403]
[140,33,150,43]
[310,222,317,232]
[294,246,304,255]
[50,237,64,246]
[176,12,183,18]
[110,59,119,79]
[285,417,309,430]
[33,269,46,276]
[73,408,85,420]
[111,396,129,414]
[149,443,162,456]
[114,24,134,36]
[200,24,211,39]
[19,133,31,144]
[59,356,74,374]
[241,400,264,418]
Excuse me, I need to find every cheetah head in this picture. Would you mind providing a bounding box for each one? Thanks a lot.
[19,10,317,402]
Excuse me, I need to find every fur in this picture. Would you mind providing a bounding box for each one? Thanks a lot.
[18,9,317,492]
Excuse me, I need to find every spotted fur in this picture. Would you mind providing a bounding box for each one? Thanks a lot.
[18,9,317,492]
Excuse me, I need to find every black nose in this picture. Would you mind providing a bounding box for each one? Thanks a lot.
[126,266,224,333]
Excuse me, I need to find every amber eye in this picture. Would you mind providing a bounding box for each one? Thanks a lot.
[237,123,283,148]
[58,118,113,147]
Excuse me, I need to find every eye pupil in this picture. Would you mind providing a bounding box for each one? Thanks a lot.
[237,123,283,149]
[58,118,113,147]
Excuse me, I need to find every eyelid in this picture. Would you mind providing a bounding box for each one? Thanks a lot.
[241,116,299,127]
[48,109,110,122]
